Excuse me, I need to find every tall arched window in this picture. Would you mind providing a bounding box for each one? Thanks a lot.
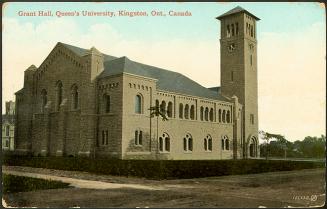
[204,135,212,151]
[71,84,79,110]
[159,133,170,152]
[184,104,189,119]
[209,108,214,122]
[160,101,166,116]
[183,133,193,152]
[179,103,183,119]
[224,136,230,150]
[205,107,209,121]
[41,89,47,113]
[226,110,230,123]
[221,139,225,150]
[167,102,173,118]
[200,106,204,121]
[135,94,142,114]
[190,105,195,120]
[218,109,222,123]
[222,110,226,123]
[56,81,63,111]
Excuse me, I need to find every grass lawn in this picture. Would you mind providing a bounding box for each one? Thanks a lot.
[2,174,71,194]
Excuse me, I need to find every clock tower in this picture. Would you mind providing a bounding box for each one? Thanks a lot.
[217,6,260,158]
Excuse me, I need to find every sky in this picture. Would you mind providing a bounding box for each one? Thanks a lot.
[2,2,326,142]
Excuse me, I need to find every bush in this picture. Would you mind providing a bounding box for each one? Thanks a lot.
[2,174,70,193]
[3,155,324,179]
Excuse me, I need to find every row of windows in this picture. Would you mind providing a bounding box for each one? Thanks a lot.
[226,23,239,38]
[129,83,151,91]
[246,23,255,38]
[138,132,230,153]
[40,81,79,112]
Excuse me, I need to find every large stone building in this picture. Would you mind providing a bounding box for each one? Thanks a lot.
[15,6,259,159]
[2,101,15,151]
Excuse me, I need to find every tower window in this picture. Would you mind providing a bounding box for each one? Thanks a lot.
[250,54,253,66]
[135,94,142,114]
[104,94,111,113]
[231,71,234,81]
[250,25,254,37]
[226,25,231,38]
[231,24,235,36]
[236,23,239,35]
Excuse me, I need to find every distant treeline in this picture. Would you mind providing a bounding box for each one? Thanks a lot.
[260,135,326,158]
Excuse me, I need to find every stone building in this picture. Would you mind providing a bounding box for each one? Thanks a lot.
[2,101,15,150]
[15,6,259,159]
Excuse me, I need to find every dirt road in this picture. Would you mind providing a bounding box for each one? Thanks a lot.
[2,166,325,208]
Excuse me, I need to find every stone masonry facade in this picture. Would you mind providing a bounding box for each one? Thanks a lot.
[15,7,259,160]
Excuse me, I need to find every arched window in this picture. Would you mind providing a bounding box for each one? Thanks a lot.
[226,110,230,123]
[209,108,214,122]
[221,139,225,150]
[179,103,183,119]
[204,135,212,151]
[231,24,235,36]
[222,110,226,123]
[56,81,63,111]
[167,102,173,118]
[104,94,111,113]
[200,106,204,121]
[205,107,209,121]
[226,24,230,38]
[159,133,170,152]
[135,130,143,146]
[190,105,195,120]
[135,94,142,114]
[183,133,193,152]
[160,101,166,116]
[218,109,222,123]
[41,89,47,113]
[71,84,79,110]
[225,137,230,150]
[184,104,189,119]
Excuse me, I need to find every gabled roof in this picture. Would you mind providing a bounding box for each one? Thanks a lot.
[61,43,230,102]
[216,6,260,20]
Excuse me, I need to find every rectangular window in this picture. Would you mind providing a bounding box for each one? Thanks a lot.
[135,131,138,145]
[6,125,10,136]
[231,71,234,81]
[250,114,254,124]
[105,130,109,145]
[250,55,253,66]
[105,95,110,113]
[102,130,105,145]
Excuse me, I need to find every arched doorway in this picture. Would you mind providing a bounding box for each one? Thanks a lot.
[248,136,258,158]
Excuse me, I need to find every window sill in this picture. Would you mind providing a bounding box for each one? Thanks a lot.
[183,151,193,154]
[159,151,170,154]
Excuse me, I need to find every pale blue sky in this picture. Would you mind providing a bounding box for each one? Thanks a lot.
[2,2,326,141]
[3,2,325,42]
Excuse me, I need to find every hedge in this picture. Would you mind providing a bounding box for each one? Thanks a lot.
[3,155,325,179]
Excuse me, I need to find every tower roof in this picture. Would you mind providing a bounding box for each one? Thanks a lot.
[216,6,260,20]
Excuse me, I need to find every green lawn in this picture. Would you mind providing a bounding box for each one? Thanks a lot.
[2,174,71,194]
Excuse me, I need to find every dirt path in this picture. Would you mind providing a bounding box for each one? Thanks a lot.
[2,166,325,208]
[3,170,166,190]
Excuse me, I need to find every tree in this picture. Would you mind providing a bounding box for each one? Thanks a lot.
[149,105,168,155]
[259,130,286,160]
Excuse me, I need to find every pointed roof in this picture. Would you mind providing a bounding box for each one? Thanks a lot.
[60,43,230,102]
[216,6,260,20]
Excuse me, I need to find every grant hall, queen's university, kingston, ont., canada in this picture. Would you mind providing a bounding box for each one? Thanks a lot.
[15,6,259,160]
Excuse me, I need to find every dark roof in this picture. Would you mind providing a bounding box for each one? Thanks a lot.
[61,43,230,102]
[208,86,221,94]
[216,6,260,20]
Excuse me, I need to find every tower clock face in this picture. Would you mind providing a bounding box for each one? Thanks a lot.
[228,43,235,52]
